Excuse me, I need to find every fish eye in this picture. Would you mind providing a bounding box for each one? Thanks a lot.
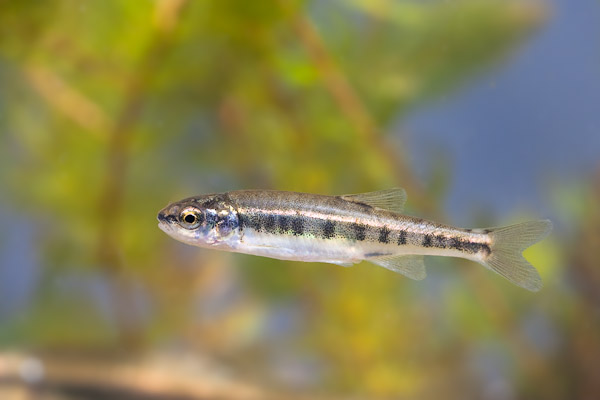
[179,207,203,229]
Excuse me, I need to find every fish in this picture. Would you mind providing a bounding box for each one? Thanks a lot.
[157,188,552,291]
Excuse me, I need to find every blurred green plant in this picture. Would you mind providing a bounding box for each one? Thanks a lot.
[3,1,586,399]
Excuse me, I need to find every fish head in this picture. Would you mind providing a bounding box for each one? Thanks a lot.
[157,194,240,248]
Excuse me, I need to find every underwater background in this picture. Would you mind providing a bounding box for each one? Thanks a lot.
[1,0,599,398]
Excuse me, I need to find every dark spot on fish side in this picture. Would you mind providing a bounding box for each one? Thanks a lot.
[448,237,463,251]
[483,229,492,234]
[464,228,472,232]
[352,223,366,241]
[481,244,492,256]
[422,234,432,247]
[278,215,290,233]
[434,235,447,249]
[238,214,246,231]
[264,214,276,233]
[448,237,491,255]
[467,242,492,255]
[397,230,407,245]
[322,220,336,239]
[291,217,304,236]
[483,244,492,256]
[378,226,390,244]
[250,215,262,232]
[463,242,480,253]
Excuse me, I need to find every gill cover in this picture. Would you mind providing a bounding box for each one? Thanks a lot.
[158,193,240,247]
[215,205,239,240]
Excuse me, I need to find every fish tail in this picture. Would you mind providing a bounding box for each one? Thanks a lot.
[478,220,552,292]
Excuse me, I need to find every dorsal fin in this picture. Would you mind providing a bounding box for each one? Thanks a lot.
[367,255,426,280]
[340,188,407,213]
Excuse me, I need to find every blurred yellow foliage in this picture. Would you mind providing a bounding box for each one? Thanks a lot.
[2,1,597,399]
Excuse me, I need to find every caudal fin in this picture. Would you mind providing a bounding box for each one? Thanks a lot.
[479,220,552,292]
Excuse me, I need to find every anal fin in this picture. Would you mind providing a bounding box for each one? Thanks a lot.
[368,255,426,280]
[328,260,359,268]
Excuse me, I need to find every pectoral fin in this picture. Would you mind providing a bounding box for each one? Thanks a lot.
[368,255,426,280]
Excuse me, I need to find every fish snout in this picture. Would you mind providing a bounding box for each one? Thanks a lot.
[157,205,180,225]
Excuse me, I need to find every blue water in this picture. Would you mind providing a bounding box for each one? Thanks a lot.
[0,207,39,321]
[399,0,600,223]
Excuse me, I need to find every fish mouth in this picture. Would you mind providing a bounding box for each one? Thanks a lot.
[157,211,168,233]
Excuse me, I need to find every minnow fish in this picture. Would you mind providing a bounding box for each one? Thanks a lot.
[157,188,552,291]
